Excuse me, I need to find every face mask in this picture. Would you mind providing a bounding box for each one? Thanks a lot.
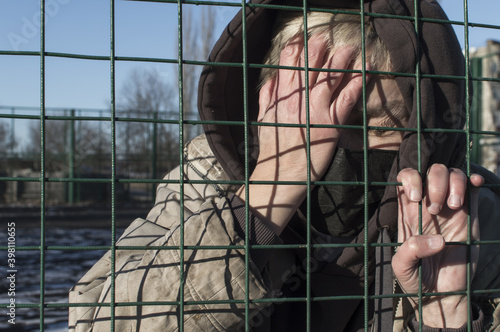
[299,147,398,237]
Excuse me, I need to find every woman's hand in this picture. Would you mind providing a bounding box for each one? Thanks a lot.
[255,35,364,183]
[237,35,365,234]
[392,164,483,328]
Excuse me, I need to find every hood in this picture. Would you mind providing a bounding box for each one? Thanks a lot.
[198,0,468,275]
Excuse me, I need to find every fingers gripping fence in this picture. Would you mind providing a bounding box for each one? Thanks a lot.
[1,0,500,331]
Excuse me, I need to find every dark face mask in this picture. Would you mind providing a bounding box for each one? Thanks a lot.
[299,147,398,237]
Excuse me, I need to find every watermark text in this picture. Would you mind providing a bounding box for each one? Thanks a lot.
[6,222,16,325]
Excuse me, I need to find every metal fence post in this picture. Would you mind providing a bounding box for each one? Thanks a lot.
[151,110,158,200]
[67,109,76,204]
[470,57,483,166]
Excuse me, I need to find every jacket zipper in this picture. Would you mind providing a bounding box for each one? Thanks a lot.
[184,154,226,198]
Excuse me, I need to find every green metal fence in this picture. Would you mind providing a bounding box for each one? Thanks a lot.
[1,0,500,331]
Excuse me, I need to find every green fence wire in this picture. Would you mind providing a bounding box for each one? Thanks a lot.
[2,0,500,331]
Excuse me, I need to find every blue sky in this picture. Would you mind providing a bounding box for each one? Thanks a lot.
[0,0,238,110]
[1,0,500,149]
[440,1,500,51]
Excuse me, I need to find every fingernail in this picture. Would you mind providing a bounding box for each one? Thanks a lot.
[428,203,441,215]
[449,195,462,208]
[410,189,421,202]
[428,236,443,249]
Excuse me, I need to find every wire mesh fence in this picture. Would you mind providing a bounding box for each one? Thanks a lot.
[1,0,500,331]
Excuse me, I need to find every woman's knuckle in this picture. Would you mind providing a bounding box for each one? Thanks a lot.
[428,185,447,196]
[397,168,413,181]
[282,43,298,58]
[407,237,419,251]
[431,163,448,173]
[342,91,355,106]
[304,45,319,60]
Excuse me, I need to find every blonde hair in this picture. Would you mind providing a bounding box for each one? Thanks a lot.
[260,11,393,86]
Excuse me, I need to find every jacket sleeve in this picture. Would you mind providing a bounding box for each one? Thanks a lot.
[470,165,500,331]
[69,165,274,331]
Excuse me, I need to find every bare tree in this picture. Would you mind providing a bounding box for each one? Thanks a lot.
[26,116,110,172]
[117,68,178,176]
[0,121,13,154]
[116,6,217,176]
[0,120,15,174]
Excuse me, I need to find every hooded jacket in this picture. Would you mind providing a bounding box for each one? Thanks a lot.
[199,0,467,274]
[69,0,500,331]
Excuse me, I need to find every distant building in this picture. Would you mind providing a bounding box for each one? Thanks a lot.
[470,40,500,175]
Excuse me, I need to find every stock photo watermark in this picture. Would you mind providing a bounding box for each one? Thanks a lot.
[5,222,16,325]
[7,0,72,51]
